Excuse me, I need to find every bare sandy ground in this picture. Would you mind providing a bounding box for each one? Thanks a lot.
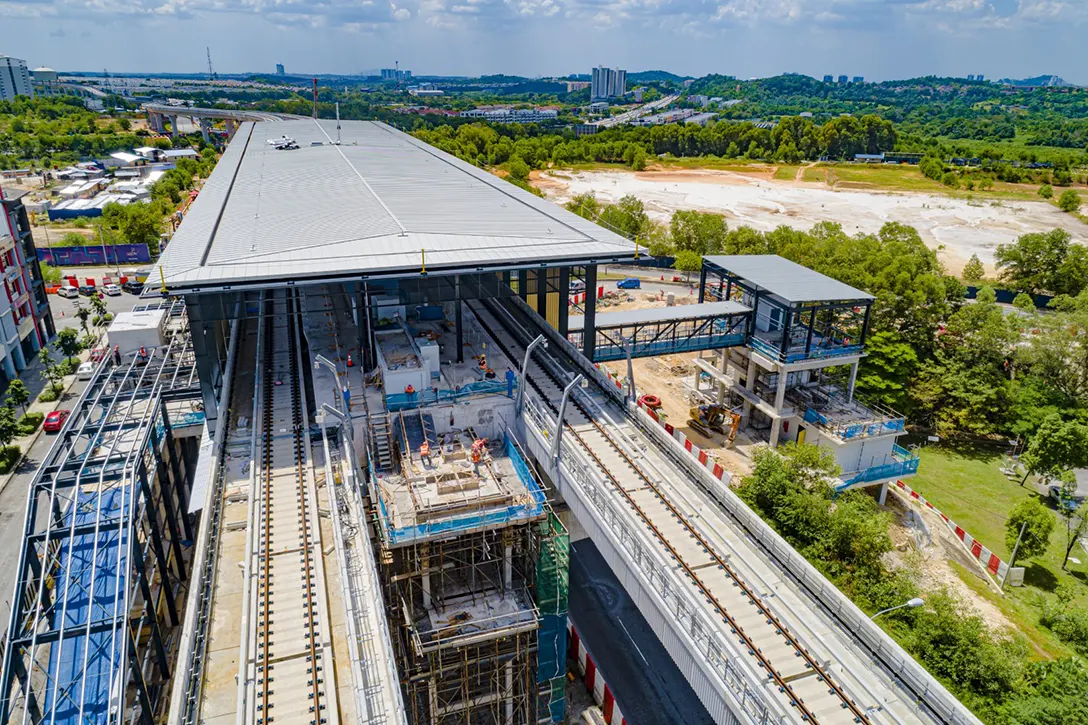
[540,168,1088,274]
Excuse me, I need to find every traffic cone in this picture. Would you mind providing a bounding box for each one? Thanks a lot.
[346,354,354,368]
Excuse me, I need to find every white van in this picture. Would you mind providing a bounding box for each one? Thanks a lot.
[57,285,79,299]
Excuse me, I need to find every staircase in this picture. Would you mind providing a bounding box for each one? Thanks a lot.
[371,412,395,472]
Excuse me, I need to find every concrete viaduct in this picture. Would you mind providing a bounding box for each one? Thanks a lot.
[142,104,303,142]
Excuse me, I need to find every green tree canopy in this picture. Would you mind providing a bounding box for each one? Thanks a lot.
[1005,498,1056,561]
[962,254,985,282]
[55,328,82,363]
[5,379,29,416]
[1058,189,1081,213]
[1020,413,1088,484]
[669,210,727,255]
[994,229,1082,295]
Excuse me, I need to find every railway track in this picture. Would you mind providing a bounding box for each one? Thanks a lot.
[468,296,872,725]
[251,290,332,725]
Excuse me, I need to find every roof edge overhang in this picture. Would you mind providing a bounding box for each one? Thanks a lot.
[167,251,643,296]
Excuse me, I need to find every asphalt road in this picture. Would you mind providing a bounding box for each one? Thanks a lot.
[0,377,90,636]
[569,539,714,725]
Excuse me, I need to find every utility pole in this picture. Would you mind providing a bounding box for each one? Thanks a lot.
[1001,522,1027,590]
[312,78,319,119]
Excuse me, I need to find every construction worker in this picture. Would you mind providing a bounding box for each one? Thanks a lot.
[484,367,496,380]
[505,367,516,398]
[470,438,485,473]
[404,384,416,401]
[420,440,432,467]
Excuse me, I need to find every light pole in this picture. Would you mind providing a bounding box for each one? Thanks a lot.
[516,335,546,414]
[870,598,924,620]
[314,354,353,438]
[551,374,583,461]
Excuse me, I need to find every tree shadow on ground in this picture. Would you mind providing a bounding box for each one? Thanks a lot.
[1069,569,1088,587]
[913,439,1010,464]
[1024,563,1060,592]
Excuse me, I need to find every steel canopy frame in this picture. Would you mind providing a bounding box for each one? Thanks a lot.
[1,299,201,725]
[567,307,752,362]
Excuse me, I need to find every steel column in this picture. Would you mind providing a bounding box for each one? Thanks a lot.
[518,270,528,300]
[128,630,156,725]
[583,265,597,361]
[455,275,464,363]
[535,269,548,318]
[698,265,707,303]
[138,465,181,626]
[133,542,172,677]
[558,266,570,336]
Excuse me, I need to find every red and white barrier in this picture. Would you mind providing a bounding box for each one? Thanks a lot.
[893,479,1021,583]
[568,622,626,725]
[635,398,731,483]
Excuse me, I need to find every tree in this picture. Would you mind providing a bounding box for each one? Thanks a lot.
[856,330,918,412]
[995,229,1078,295]
[38,347,62,395]
[1013,292,1036,312]
[75,306,91,336]
[40,263,62,285]
[0,405,16,448]
[55,328,81,364]
[962,254,985,282]
[672,250,703,281]
[89,293,108,326]
[1039,184,1053,199]
[1057,485,1088,570]
[669,210,727,255]
[5,379,29,416]
[1005,498,1055,561]
[1019,413,1088,485]
[1058,190,1082,213]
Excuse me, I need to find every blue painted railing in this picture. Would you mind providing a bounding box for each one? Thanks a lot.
[378,432,545,545]
[803,407,905,440]
[838,445,920,489]
[749,335,864,364]
[385,379,515,411]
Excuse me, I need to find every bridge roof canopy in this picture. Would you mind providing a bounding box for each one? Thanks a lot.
[567,300,750,332]
[156,119,637,293]
[703,255,874,305]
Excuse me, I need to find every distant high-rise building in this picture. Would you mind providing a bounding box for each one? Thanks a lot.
[837,75,848,85]
[381,68,412,82]
[977,74,985,81]
[967,74,975,81]
[276,63,285,76]
[852,76,864,84]
[591,67,626,100]
[0,56,33,101]
[823,75,834,83]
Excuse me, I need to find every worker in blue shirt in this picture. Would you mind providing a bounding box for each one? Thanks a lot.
[506,367,516,398]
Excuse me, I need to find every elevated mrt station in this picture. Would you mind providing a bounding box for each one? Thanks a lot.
[1,119,976,725]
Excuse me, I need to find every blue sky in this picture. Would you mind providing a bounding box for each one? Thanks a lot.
[1,0,1083,82]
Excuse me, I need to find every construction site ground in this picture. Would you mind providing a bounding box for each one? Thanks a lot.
[590,290,1022,636]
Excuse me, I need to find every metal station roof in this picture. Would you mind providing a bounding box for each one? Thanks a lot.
[157,119,637,292]
[567,300,750,331]
[703,255,874,304]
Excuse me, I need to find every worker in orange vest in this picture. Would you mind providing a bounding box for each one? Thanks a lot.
[405,384,416,399]
[420,440,432,467]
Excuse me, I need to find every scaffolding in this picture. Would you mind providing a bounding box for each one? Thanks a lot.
[371,418,567,725]
[0,299,202,725]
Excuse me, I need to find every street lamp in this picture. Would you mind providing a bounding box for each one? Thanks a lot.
[551,374,583,461]
[314,353,345,401]
[515,335,546,414]
[870,598,924,620]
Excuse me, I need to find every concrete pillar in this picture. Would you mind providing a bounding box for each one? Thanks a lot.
[169,115,180,139]
[455,275,463,364]
[774,368,789,410]
[717,349,728,403]
[199,118,212,144]
[12,344,25,372]
[741,356,758,423]
[2,355,15,381]
[878,481,889,506]
[225,118,237,139]
[769,416,781,447]
[847,360,859,402]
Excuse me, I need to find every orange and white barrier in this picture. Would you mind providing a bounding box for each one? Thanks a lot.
[568,621,626,725]
[893,479,1022,582]
[635,397,730,483]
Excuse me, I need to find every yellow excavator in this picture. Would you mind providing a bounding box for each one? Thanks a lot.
[688,404,741,447]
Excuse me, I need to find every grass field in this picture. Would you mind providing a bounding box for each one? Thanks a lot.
[828,164,1043,201]
[802,167,828,183]
[907,445,1088,657]
[773,165,799,181]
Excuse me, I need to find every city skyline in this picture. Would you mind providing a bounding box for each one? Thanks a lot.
[0,0,1084,84]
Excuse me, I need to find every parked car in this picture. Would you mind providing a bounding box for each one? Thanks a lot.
[617,277,642,290]
[78,285,96,297]
[1048,484,1087,512]
[76,361,95,380]
[57,285,79,299]
[89,347,107,362]
[43,410,71,433]
[103,283,121,296]
[122,280,144,295]
[569,280,586,293]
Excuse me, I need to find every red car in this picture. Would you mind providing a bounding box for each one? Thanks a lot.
[43,410,70,433]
